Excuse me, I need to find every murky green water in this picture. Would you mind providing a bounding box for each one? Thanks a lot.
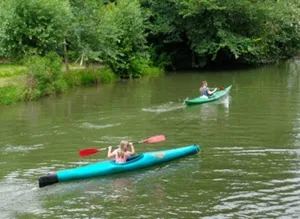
[1,60,300,218]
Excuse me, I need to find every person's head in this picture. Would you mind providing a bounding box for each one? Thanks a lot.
[119,140,128,151]
[118,140,129,157]
[202,81,207,87]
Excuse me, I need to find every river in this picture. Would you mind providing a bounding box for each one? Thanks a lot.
[1,59,300,218]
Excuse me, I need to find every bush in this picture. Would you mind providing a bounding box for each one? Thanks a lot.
[143,66,164,77]
[0,86,22,105]
[128,56,164,78]
[23,52,68,100]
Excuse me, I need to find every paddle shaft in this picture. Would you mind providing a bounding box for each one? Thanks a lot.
[79,135,166,157]
[100,139,145,151]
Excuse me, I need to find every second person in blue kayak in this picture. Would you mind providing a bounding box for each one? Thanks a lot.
[107,140,135,163]
[199,80,217,98]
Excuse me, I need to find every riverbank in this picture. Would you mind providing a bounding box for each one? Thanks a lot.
[0,63,164,105]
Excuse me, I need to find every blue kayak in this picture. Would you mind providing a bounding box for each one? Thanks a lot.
[39,145,200,188]
[185,85,232,105]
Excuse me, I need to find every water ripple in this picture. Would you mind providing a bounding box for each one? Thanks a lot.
[80,122,121,129]
[3,143,44,153]
[142,102,185,113]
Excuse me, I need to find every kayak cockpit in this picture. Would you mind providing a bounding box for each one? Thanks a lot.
[112,153,144,165]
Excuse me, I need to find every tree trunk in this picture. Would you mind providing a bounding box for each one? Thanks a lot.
[63,40,69,71]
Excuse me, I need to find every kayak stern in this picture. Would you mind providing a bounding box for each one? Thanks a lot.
[39,172,58,188]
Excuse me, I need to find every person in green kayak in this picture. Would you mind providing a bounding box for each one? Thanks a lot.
[199,81,217,98]
[107,140,135,163]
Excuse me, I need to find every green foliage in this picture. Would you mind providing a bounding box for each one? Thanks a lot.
[0,0,72,60]
[127,57,150,78]
[105,0,148,77]
[98,68,116,83]
[148,45,173,69]
[0,86,22,105]
[68,0,114,63]
[123,55,163,78]
[69,0,151,77]
[24,52,68,100]
[0,61,115,104]
[144,0,300,67]
[1,0,299,74]
[143,66,164,77]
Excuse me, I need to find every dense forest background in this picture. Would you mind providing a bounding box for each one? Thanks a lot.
[1,0,300,74]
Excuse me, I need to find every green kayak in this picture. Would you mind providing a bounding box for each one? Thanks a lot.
[185,85,232,105]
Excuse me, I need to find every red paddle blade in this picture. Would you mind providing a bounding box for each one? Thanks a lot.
[79,148,100,157]
[142,135,166,143]
[218,86,225,90]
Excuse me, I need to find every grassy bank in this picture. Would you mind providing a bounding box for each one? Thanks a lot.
[0,62,164,105]
[0,63,116,105]
[0,64,26,105]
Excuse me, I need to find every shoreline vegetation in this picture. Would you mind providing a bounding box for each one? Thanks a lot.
[0,59,163,105]
[1,0,300,105]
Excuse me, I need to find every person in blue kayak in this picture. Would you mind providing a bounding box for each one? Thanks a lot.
[107,140,135,163]
[199,81,217,98]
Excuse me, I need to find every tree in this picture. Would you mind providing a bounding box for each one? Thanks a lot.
[69,0,149,77]
[0,0,72,60]
[143,0,300,68]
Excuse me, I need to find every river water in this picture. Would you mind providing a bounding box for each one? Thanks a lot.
[1,60,300,218]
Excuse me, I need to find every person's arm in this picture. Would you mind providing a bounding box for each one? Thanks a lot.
[107,146,115,158]
[208,87,217,95]
[127,142,135,155]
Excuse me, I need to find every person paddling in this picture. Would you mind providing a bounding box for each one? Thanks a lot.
[199,81,217,98]
[107,140,135,163]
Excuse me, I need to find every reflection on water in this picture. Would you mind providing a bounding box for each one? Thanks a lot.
[183,95,231,122]
[286,59,300,91]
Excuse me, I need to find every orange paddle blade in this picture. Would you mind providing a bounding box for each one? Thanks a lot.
[79,148,101,157]
[141,135,166,143]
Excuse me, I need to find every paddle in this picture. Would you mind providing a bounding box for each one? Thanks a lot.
[79,135,166,157]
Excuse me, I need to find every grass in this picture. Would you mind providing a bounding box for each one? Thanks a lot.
[0,64,27,78]
[0,75,26,87]
[0,64,27,94]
